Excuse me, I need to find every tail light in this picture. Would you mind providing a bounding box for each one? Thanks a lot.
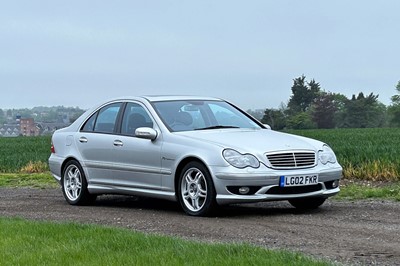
[51,141,55,153]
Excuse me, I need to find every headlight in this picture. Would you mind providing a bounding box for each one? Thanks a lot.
[318,145,337,164]
[223,149,260,168]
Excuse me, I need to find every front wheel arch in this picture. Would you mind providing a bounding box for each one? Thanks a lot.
[174,157,209,198]
[177,160,217,216]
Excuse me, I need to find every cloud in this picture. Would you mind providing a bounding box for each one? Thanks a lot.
[1,19,130,45]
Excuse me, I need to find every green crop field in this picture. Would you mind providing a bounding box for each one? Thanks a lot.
[0,130,399,266]
[288,128,400,181]
[0,128,400,181]
[0,136,51,173]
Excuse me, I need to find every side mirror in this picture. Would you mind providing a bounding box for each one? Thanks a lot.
[135,127,158,140]
[263,124,271,130]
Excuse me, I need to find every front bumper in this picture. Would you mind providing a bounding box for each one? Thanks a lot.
[211,164,342,205]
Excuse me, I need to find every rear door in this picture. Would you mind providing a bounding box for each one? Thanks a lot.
[77,102,123,186]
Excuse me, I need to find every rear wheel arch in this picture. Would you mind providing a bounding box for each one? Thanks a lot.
[61,159,96,205]
[61,157,88,182]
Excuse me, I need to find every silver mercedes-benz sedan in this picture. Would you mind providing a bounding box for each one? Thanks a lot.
[49,96,342,216]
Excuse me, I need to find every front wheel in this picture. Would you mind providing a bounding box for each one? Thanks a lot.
[178,162,216,216]
[62,160,96,205]
[288,197,326,210]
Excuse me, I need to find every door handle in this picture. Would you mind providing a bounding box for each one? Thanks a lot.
[79,137,88,143]
[113,140,124,147]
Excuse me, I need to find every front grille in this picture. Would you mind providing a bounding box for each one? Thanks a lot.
[267,184,322,195]
[266,151,316,169]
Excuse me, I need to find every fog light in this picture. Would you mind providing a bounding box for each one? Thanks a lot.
[239,187,250,194]
[332,180,339,188]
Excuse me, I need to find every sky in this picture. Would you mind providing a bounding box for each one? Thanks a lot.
[0,1,399,110]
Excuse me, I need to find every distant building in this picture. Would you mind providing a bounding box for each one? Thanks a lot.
[0,116,70,137]
[37,122,70,135]
[20,118,40,136]
[0,124,20,137]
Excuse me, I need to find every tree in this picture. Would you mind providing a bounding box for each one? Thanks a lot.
[311,92,337,129]
[284,75,322,129]
[262,108,287,130]
[287,75,321,114]
[328,93,348,127]
[246,109,264,121]
[340,92,385,128]
[391,80,400,104]
[388,80,400,126]
[286,112,316,129]
[0,109,5,124]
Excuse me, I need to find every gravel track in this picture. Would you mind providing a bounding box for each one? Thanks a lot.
[1,188,399,265]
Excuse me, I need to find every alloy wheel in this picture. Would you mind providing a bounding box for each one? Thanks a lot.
[63,164,82,202]
[181,167,208,212]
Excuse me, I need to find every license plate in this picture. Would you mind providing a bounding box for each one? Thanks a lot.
[279,174,318,187]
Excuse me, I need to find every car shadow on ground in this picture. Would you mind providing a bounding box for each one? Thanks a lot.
[92,194,183,214]
[218,202,326,217]
[89,194,327,218]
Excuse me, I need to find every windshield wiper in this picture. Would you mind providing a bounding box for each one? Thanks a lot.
[195,125,240,130]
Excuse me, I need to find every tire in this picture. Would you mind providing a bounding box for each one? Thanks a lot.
[177,161,216,216]
[61,160,96,205]
[288,197,326,210]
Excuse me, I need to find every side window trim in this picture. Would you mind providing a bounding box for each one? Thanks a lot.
[114,102,127,134]
[120,101,155,137]
[80,102,124,134]
[80,111,99,132]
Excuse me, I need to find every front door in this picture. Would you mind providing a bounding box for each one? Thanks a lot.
[112,102,162,190]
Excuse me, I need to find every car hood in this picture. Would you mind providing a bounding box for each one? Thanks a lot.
[177,129,324,153]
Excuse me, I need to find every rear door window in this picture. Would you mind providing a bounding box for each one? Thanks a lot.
[81,103,122,133]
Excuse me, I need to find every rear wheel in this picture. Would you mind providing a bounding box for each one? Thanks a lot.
[289,197,326,210]
[178,162,216,216]
[62,160,96,205]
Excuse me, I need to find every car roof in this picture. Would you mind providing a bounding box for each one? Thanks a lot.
[102,95,224,104]
[141,95,223,102]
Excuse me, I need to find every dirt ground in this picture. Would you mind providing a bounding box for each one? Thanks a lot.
[1,188,399,265]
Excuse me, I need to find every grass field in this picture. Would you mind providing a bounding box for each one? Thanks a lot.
[1,172,398,201]
[0,217,330,266]
[1,128,400,180]
[0,136,51,173]
[0,173,57,188]
[287,128,400,181]
[0,130,399,266]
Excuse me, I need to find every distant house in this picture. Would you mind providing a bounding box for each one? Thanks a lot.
[0,116,70,137]
[0,124,20,137]
[37,122,70,135]
[20,118,40,136]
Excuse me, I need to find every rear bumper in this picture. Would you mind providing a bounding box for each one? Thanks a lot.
[48,154,64,183]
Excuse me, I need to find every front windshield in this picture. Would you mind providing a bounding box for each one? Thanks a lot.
[152,100,262,132]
